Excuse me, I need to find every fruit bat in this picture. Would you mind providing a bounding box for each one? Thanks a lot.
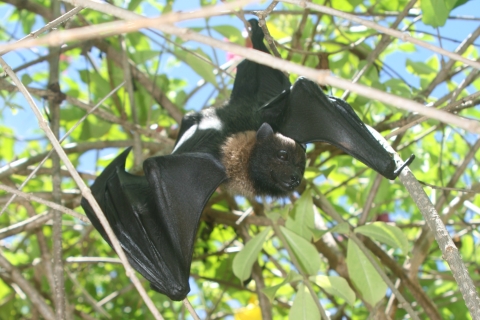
[81,19,414,301]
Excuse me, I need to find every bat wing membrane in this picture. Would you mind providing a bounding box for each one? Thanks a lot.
[272,78,397,179]
[81,148,227,301]
[230,19,290,109]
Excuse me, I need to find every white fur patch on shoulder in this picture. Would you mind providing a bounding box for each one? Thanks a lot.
[172,124,198,153]
[198,116,222,131]
[199,109,222,131]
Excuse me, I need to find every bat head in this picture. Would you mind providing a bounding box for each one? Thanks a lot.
[249,123,306,197]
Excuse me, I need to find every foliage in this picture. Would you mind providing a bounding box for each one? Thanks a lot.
[0,0,479,319]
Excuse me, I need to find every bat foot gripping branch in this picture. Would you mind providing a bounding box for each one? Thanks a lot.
[393,154,415,178]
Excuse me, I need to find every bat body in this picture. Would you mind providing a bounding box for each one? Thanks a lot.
[82,19,412,301]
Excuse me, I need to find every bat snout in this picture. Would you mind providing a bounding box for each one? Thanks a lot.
[289,174,301,188]
[278,172,302,191]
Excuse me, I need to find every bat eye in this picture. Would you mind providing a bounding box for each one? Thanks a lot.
[277,150,288,161]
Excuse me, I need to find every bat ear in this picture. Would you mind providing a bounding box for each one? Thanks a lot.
[256,123,274,141]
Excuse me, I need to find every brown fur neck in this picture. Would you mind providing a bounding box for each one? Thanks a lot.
[221,131,256,197]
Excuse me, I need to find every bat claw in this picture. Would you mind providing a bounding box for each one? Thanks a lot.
[393,154,415,178]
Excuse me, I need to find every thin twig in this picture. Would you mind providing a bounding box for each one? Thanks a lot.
[0,212,53,240]
[0,6,83,56]
[257,1,282,58]
[0,82,125,216]
[0,0,256,54]
[182,298,201,320]
[0,184,89,222]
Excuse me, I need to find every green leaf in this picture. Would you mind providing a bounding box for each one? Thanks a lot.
[280,205,291,220]
[322,164,336,179]
[406,59,437,76]
[398,42,416,53]
[232,227,271,282]
[289,283,320,320]
[174,48,217,85]
[79,118,112,140]
[309,228,328,242]
[330,222,350,235]
[421,0,457,27]
[310,222,350,242]
[265,210,281,221]
[310,275,356,306]
[263,283,285,303]
[127,0,143,11]
[304,167,321,180]
[347,240,387,306]
[130,50,160,64]
[0,128,14,162]
[384,78,412,98]
[213,25,244,44]
[285,191,314,240]
[21,12,36,34]
[280,226,320,275]
[355,222,408,253]
[263,271,303,302]
[21,74,33,86]
[285,271,304,284]
[453,0,470,9]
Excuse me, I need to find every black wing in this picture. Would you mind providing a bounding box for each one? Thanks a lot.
[81,148,227,301]
[230,19,290,112]
[234,18,412,180]
[273,78,402,179]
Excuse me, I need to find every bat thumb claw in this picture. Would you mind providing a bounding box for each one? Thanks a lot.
[393,154,415,178]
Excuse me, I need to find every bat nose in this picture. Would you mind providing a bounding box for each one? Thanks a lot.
[289,174,301,187]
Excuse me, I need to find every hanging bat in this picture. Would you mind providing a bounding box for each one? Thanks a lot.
[81,19,413,301]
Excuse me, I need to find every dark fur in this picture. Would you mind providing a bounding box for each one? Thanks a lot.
[248,124,305,196]
[221,124,305,197]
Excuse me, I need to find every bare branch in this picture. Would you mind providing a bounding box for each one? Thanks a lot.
[0,184,89,222]
[0,212,53,240]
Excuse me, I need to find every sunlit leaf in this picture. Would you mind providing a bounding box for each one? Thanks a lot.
[347,239,387,305]
[289,283,320,320]
[262,271,303,302]
[421,0,457,27]
[355,221,409,253]
[280,226,320,275]
[285,190,314,240]
[174,47,218,85]
[310,275,356,306]
[233,227,271,281]
[213,25,244,44]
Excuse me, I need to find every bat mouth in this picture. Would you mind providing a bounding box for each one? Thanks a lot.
[280,181,296,190]
[272,173,302,193]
